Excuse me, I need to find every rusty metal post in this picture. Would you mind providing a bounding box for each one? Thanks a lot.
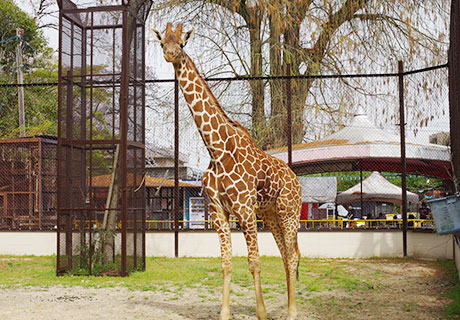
[449,0,460,192]
[398,61,408,257]
[56,3,63,275]
[120,6,129,276]
[174,77,180,258]
[286,63,292,168]
[360,165,363,218]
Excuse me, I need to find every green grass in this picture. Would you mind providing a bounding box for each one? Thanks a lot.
[0,255,433,292]
[445,282,460,319]
[0,255,285,290]
[439,259,460,319]
[0,254,459,319]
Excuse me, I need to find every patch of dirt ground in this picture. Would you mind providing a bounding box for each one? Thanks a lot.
[0,259,455,320]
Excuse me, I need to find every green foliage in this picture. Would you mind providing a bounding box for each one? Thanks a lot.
[66,229,118,276]
[0,66,58,138]
[306,171,443,194]
[0,0,55,137]
[0,0,50,71]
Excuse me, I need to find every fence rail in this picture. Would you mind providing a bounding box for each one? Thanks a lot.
[70,218,434,232]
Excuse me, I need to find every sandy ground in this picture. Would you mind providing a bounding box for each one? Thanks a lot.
[0,259,455,320]
[0,285,297,320]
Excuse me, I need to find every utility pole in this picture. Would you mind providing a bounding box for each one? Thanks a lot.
[17,28,25,137]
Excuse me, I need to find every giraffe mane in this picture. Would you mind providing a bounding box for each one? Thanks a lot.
[184,54,254,140]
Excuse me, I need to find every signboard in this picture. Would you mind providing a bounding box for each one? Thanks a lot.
[189,197,205,229]
[428,194,460,235]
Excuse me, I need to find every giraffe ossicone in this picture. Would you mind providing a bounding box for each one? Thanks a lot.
[152,22,302,320]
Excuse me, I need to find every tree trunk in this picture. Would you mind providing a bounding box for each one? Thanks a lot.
[247,9,266,148]
[267,9,285,149]
[267,2,308,149]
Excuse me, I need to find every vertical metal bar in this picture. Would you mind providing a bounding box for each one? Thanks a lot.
[360,165,363,218]
[81,17,87,231]
[112,26,116,139]
[87,12,95,275]
[398,61,408,257]
[132,21,138,271]
[120,7,129,276]
[38,139,42,229]
[65,69,73,271]
[174,76,180,258]
[66,20,76,269]
[56,5,63,276]
[449,0,460,192]
[141,19,146,271]
[286,63,292,168]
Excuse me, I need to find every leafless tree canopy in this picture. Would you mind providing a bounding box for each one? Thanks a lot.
[150,0,449,149]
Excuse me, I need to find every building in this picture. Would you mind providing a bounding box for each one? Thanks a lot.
[145,144,203,180]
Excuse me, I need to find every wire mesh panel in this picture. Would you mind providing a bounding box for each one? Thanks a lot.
[57,0,148,276]
[146,63,451,234]
[0,136,57,230]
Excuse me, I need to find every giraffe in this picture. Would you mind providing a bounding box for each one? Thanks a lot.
[152,23,302,320]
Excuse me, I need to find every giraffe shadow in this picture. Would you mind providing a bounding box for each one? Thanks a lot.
[134,298,288,319]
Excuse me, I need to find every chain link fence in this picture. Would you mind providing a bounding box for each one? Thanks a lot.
[144,63,450,232]
[0,136,57,230]
[0,64,450,233]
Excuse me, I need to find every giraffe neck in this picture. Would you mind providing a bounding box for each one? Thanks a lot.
[173,53,249,159]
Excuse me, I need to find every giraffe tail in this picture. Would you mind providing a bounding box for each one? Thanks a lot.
[296,260,300,281]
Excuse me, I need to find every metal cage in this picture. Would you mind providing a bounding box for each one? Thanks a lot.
[0,136,57,230]
[57,0,150,276]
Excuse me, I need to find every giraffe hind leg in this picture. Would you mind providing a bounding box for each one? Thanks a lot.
[208,203,233,320]
[262,206,300,320]
[260,208,288,267]
[276,201,301,320]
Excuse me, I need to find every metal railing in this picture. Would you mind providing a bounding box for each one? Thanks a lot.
[73,218,435,231]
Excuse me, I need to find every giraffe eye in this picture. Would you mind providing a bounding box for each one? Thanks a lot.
[160,43,164,48]
[180,43,184,49]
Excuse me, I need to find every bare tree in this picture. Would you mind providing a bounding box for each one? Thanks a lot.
[151,0,449,149]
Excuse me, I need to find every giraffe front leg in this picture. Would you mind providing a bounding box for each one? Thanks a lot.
[239,212,267,320]
[209,204,233,320]
[218,237,232,320]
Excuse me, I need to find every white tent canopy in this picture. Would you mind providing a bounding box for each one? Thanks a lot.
[269,108,451,179]
[336,171,419,205]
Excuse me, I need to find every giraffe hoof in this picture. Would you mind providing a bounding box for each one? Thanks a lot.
[219,309,230,320]
[286,308,297,320]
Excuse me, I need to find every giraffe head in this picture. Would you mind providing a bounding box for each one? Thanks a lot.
[151,23,194,63]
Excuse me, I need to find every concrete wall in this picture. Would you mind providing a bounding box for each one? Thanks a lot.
[0,232,56,256]
[0,231,454,260]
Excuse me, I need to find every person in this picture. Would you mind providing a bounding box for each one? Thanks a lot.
[377,212,385,228]
[347,205,355,228]
[347,206,355,219]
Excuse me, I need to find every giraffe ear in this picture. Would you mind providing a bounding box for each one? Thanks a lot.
[182,29,194,47]
[151,29,163,42]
